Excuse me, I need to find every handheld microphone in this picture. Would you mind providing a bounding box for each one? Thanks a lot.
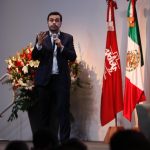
[52,33,58,41]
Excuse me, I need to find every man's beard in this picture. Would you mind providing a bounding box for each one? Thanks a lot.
[49,26,59,33]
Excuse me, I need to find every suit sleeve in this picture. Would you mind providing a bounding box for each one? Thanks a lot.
[61,35,77,61]
[32,36,53,61]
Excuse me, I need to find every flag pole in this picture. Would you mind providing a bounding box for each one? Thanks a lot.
[115,115,117,126]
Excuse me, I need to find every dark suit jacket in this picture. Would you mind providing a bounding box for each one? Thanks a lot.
[32,31,77,87]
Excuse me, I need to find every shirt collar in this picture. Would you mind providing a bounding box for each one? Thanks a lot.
[49,31,60,37]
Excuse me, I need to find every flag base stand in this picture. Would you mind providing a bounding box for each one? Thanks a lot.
[104,126,124,143]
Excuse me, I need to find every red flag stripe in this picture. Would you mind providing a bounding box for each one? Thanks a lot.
[123,77,146,121]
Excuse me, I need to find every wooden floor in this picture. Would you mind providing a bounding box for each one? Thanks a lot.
[0,141,109,150]
[85,141,109,150]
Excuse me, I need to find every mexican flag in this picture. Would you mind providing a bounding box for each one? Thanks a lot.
[123,0,146,121]
[101,0,123,126]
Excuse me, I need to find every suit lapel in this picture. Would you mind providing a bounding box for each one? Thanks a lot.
[44,31,65,52]
[59,32,65,46]
[45,31,53,50]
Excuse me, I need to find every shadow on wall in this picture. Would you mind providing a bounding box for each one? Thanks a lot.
[144,8,150,102]
[70,60,100,140]
[119,10,128,83]
[0,60,101,141]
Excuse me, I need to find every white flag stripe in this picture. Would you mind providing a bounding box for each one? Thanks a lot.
[127,36,139,51]
[126,69,144,90]
[126,37,144,90]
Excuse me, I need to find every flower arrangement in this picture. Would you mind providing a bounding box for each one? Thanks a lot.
[5,43,39,90]
[4,44,80,121]
[5,43,39,121]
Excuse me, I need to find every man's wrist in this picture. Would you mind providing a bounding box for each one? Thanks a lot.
[36,43,42,50]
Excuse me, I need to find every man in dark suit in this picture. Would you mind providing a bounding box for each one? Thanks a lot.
[32,11,77,144]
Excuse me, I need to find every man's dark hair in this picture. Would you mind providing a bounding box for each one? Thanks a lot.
[47,11,62,22]
[110,129,150,150]
[5,141,29,150]
[56,138,87,150]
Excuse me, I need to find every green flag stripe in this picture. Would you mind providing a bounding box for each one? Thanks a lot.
[128,5,144,66]
[128,15,140,44]
[127,0,131,17]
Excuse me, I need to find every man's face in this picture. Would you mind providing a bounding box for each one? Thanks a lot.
[48,15,62,33]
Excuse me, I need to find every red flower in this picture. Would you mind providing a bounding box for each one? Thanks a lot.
[15,61,23,67]
[26,53,32,60]
[20,53,26,59]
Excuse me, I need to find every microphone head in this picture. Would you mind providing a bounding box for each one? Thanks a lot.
[52,33,58,40]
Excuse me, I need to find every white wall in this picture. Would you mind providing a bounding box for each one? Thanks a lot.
[0,0,150,141]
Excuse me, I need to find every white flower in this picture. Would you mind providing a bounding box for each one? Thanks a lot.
[22,65,28,74]
[25,86,34,90]
[5,59,14,69]
[29,60,39,68]
[16,68,19,73]
[18,79,27,87]
[29,60,34,67]
[34,60,39,67]
[26,48,30,53]
[25,80,34,90]
[12,56,16,61]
